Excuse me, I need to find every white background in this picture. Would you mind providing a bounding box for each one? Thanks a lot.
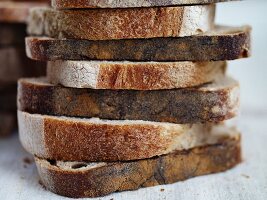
[1,0,267,199]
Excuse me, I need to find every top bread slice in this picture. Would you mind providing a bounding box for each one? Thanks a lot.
[52,0,237,9]
[47,61,226,90]
[0,2,48,23]
[28,5,215,40]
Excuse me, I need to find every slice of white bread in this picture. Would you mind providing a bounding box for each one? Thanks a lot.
[35,126,241,198]
[19,110,219,162]
[47,61,226,90]
[28,5,215,40]
[51,0,237,9]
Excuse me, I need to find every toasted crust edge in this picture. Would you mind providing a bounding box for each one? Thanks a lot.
[18,110,215,161]
[25,26,251,62]
[35,133,241,198]
[47,61,226,90]
[17,76,240,124]
[52,0,237,9]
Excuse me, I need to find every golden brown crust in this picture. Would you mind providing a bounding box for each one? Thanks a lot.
[52,0,237,9]
[28,5,215,40]
[18,110,214,161]
[0,2,48,23]
[25,26,251,61]
[18,76,239,124]
[35,134,241,198]
[47,61,226,90]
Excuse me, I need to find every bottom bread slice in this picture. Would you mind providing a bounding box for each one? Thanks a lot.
[35,129,241,198]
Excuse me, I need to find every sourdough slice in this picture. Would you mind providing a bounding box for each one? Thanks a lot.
[0,47,46,83]
[26,26,251,62]
[52,0,237,9]
[47,61,226,90]
[18,76,239,124]
[35,128,241,198]
[0,2,48,23]
[28,5,215,40]
[0,23,26,46]
[18,110,217,161]
[0,112,16,137]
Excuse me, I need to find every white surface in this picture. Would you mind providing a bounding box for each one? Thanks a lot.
[216,0,267,112]
[1,0,267,199]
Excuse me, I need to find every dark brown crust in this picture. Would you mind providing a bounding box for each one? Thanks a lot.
[0,23,26,46]
[52,0,237,9]
[26,26,251,61]
[18,77,239,124]
[35,135,241,198]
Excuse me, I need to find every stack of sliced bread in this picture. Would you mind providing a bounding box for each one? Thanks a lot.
[19,0,251,198]
[0,0,48,137]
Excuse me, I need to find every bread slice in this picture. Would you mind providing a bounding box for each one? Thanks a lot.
[18,76,239,124]
[0,2,48,23]
[52,0,237,9]
[0,112,16,137]
[19,110,217,161]
[47,61,226,90]
[28,5,215,40]
[0,47,46,83]
[26,26,251,62]
[35,128,241,198]
[0,23,26,46]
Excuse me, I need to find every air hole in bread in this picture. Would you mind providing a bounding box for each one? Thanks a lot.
[47,159,57,166]
[71,163,87,169]
[196,29,204,34]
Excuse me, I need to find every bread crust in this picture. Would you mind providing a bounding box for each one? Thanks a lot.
[18,76,239,124]
[35,133,241,198]
[19,110,215,161]
[52,0,236,9]
[0,23,26,46]
[47,61,226,90]
[26,26,251,61]
[0,47,46,83]
[28,5,215,40]
[0,2,48,23]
